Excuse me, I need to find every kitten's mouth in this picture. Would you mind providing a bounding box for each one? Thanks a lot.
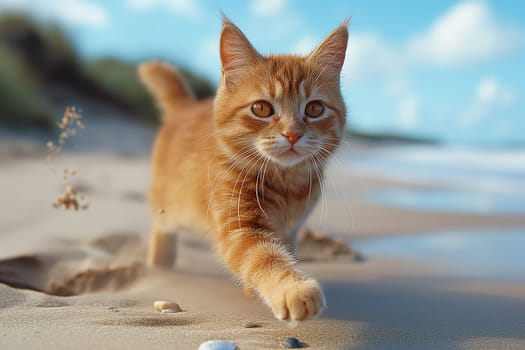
[261,146,307,167]
[271,147,308,167]
[279,146,304,158]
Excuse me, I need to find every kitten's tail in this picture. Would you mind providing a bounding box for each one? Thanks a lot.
[137,61,195,119]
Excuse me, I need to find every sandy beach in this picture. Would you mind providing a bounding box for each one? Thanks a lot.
[1,133,525,350]
[1,0,524,348]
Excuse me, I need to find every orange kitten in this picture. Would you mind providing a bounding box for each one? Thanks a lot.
[138,18,348,322]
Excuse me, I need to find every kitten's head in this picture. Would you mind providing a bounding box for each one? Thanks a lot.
[214,19,348,169]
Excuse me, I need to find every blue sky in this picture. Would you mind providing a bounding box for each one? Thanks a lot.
[1,0,524,146]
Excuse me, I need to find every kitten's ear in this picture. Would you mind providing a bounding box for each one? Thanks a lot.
[220,19,262,83]
[308,20,349,76]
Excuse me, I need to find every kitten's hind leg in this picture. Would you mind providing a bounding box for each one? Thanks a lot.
[296,227,363,262]
[147,227,177,268]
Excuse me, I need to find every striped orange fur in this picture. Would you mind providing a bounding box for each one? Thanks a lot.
[138,18,348,322]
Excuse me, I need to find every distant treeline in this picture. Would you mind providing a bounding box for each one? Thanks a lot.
[0,14,215,130]
[346,128,438,145]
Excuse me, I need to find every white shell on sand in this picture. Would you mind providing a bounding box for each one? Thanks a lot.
[153,300,181,313]
[198,340,237,350]
[160,308,178,313]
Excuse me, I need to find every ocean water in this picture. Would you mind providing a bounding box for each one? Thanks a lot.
[364,188,525,214]
[344,145,525,213]
[354,229,525,281]
[344,145,525,280]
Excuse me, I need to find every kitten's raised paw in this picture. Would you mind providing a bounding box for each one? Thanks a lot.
[268,278,325,322]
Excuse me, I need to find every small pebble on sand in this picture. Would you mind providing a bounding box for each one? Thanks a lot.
[198,340,237,350]
[154,300,181,313]
[284,337,303,348]
[243,321,261,328]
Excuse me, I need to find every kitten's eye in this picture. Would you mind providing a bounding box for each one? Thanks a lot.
[305,101,324,118]
[251,101,274,118]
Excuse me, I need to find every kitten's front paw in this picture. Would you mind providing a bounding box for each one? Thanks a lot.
[268,278,325,322]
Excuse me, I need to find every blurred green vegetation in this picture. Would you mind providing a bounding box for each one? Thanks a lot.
[40,23,78,64]
[0,13,215,130]
[85,59,216,123]
[0,14,61,129]
[85,59,159,123]
[0,43,55,129]
[346,128,438,145]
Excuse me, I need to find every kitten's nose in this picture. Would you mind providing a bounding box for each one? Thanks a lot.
[282,132,303,145]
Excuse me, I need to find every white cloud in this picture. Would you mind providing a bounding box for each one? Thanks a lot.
[342,1,522,134]
[126,0,157,9]
[200,36,217,57]
[344,33,404,81]
[476,77,517,106]
[398,94,420,129]
[345,1,524,82]
[384,78,420,130]
[384,77,412,97]
[57,0,109,27]
[126,0,202,19]
[460,77,518,127]
[0,0,109,28]
[251,0,286,17]
[197,36,221,82]
[248,0,304,42]
[408,1,525,66]
[291,36,317,56]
